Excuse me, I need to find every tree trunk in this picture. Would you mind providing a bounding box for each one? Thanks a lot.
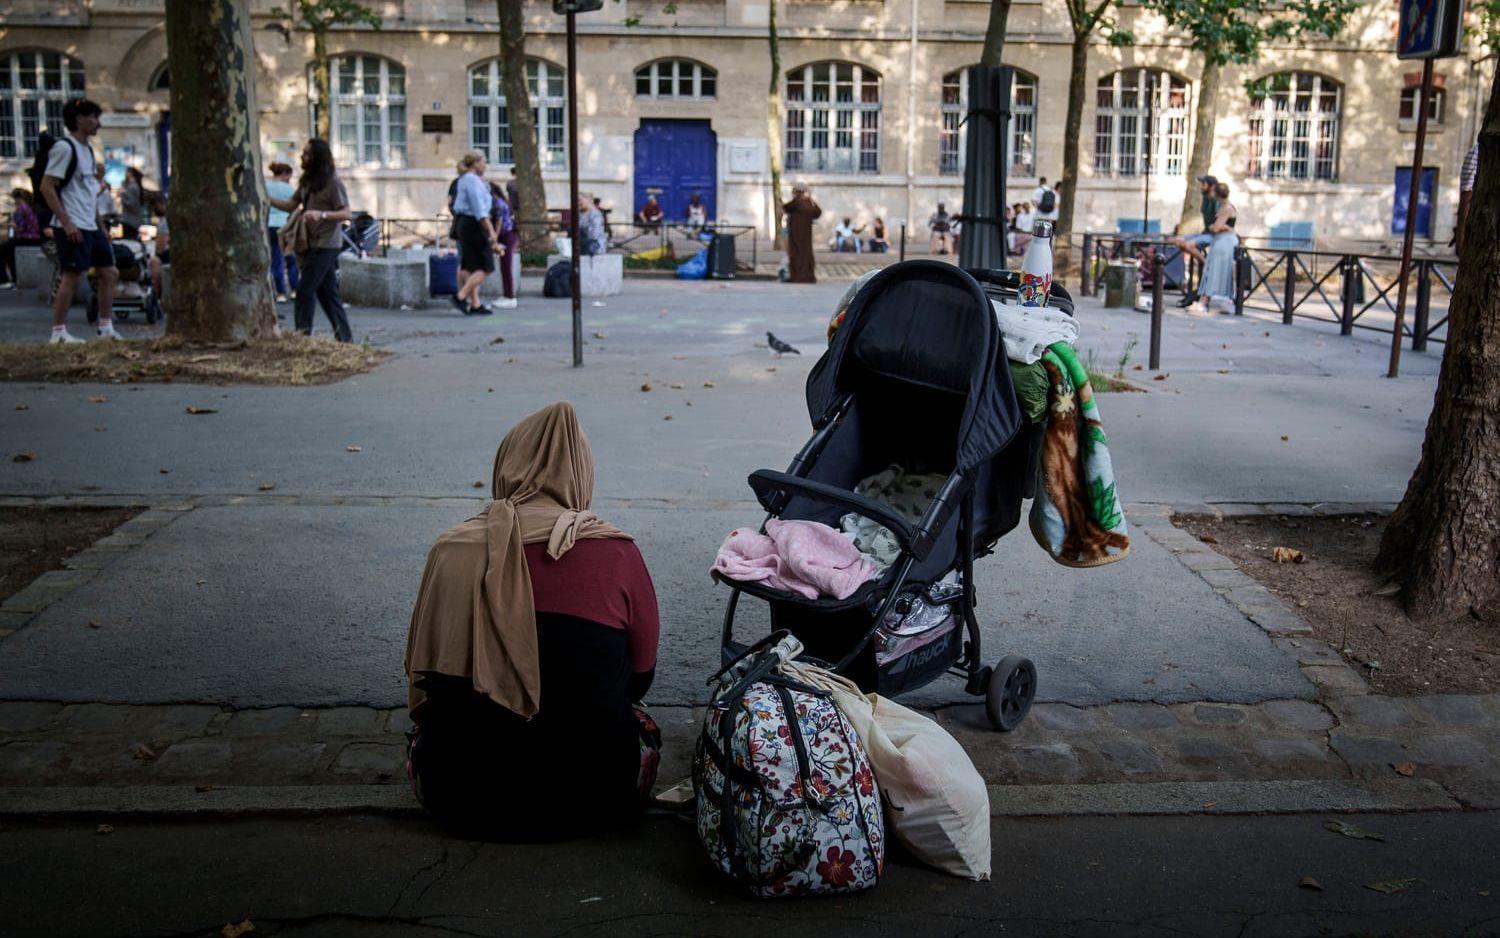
[1179,55,1220,232]
[767,0,786,249]
[312,28,331,140]
[1055,32,1090,247]
[1375,67,1500,622]
[498,0,547,250]
[163,0,278,342]
[979,0,1011,66]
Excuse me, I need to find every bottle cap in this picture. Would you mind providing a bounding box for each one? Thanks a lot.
[1032,219,1053,239]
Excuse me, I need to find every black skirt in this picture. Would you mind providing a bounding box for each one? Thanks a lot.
[455,215,495,273]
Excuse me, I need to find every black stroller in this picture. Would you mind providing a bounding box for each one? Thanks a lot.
[714,260,1072,731]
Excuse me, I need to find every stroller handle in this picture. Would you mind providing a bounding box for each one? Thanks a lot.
[748,469,919,556]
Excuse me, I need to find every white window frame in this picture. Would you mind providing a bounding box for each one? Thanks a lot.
[939,67,1038,177]
[1247,71,1341,182]
[309,55,407,169]
[1398,85,1443,125]
[0,50,86,161]
[468,58,566,170]
[784,62,881,175]
[635,59,717,100]
[1092,68,1191,177]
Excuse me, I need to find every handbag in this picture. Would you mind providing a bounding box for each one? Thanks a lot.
[279,208,311,257]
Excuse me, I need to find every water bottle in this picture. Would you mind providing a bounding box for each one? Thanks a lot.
[1019,219,1053,307]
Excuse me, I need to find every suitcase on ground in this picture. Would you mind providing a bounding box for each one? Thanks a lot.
[544,260,572,298]
[429,253,459,297]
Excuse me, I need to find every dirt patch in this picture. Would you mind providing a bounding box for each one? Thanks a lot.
[1176,513,1499,696]
[0,334,390,385]
[0,507,138,604]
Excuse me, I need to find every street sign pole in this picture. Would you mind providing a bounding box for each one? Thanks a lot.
[1388,56,1433,378]
[566,9,583,368]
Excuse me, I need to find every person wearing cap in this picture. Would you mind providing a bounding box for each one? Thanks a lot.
[1173,174,1221,306]
[782,183,821,283]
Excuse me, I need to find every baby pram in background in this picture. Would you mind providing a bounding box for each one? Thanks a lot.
[86,239,162,324]
[342,212,380,258]
[714,260,1073,730]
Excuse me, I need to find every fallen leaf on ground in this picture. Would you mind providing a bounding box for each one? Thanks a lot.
[131,742,157,762]
[1198,533,1219,544]
[1272,546,1305,564]
[487,387,494,392]
[1263,331,1271,336]
[13,452,36,462]
[1281,435,1290,441]
[1365,879,1419,894]
[88,395,109,403]
[672,354,686,360]
[1391,761,1417,777]
[640,383,652,392]
[185,406,218,415]
[1298,876,1324,891]
[663,415,673,421]
[222,921,255,938]
[702,381,716,388]
[258,483,276,491]
[187,354,221,364]
[593,331,608,339]
[1152,374,1167,381]
[1324,819,1384,841]
[490,337,505,345]
[669,383,684,389]
[1132,364,1143,371]
[87,620,101,629]
[195,784,216,793]
[195,579,206,585]
[94,426,106,432]
[96,824,114,835]
[14,403,27,411]
[345,445,362,453]
[159,468,170,474]
[1373,582,1401,597]
[766,367,777,373]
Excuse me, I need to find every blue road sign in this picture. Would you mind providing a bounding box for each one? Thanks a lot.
[1398,0,1466,59]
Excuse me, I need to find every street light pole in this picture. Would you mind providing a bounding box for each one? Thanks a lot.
[565,9,583,367]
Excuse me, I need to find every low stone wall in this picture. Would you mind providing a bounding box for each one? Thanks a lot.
[339,254,431,309]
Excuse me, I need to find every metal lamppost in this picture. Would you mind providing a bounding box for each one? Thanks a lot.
[553,0,603,367]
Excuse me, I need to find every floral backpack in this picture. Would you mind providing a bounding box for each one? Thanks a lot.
[694,632,885,898]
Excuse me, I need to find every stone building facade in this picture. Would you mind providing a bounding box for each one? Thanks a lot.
[2,0,1491,248]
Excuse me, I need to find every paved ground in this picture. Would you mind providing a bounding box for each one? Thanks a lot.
[3,811,1497,937]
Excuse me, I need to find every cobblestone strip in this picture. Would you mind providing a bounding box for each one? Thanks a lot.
[0,498,195,641]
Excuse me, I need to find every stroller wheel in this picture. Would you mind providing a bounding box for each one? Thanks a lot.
[985,655,1036,732]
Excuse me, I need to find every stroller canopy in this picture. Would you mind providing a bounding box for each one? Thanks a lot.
[806,261,1023,474]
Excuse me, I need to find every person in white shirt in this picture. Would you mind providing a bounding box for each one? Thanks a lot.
[833,217,864,253]
[1031,177,1059,221]
[39,97,119,344]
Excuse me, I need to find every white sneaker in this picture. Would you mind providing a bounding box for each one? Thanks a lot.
[96,325,122,340]
[493,297,518,309]
[49,329,84,345]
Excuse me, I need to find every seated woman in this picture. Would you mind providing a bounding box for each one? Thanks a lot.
[404,402,661,840]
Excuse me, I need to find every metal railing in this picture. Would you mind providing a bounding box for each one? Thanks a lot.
[375,214,759,271]
[1077,233,1458,367]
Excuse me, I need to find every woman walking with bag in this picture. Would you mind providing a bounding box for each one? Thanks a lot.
[449,151,498,316]
[264,162,299,303]
[266,139,353,341]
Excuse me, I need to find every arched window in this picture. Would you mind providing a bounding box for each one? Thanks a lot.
[784,62,880,174]
[636,59,716,99]
[309,55,407,169]
[148,62,170,92]
[0,51,86,160]
[468,58,566,169]
[1246,71,1341,181]
[1092,68,1190,177]
[1398,85,1442,125]
[939,68,1038,177]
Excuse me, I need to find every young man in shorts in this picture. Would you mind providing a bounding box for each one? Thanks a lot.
[39,97,119,343]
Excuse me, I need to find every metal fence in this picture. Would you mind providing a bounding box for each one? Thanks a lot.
[375,215,759,271]
[1078,232,1458,361]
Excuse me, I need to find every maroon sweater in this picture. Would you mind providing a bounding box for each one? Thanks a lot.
[523,538,659,674]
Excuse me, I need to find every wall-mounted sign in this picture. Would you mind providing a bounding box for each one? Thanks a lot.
[422,114,454,134]
[100,112,152,129]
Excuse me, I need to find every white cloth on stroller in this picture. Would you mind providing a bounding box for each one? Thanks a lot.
[840,464,946,568]
[990,299,1080,364]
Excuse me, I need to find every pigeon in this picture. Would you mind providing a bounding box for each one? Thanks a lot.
[766,331,800,356]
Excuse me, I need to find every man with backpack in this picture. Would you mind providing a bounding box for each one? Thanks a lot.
[1032,178,1058,221]
[33,97,118,343]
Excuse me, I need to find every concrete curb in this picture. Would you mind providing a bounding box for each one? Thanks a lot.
[0,777,1463,820]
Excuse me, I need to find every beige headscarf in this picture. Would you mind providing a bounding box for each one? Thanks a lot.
[404,402,631,720]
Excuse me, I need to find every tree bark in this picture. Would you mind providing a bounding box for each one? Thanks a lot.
[767,0,786,249]
[312,27,331,140]
[979,0,1011,66]
[1375,67,1500,622]
[498,0,547,250]
[1055,32,1090,247]
[1179,55,1220,232]
[163,0,278,342]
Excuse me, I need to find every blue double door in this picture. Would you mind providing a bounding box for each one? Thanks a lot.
[634,119,716,223]
[1392,167,1437,238]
